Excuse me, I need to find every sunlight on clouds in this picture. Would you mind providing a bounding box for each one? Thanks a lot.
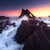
[0,3,50,17]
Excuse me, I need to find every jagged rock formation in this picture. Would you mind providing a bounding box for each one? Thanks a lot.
[15,9,38,43]
[15,18,50,50]
[15,20,39,44]
[39,21,47,29]
[7,8,49,50]
[23,26,50,50]
[19,9,36,19]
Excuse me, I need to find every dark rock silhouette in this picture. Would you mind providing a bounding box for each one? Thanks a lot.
[39,17,41,19]
[4,20,10,26]
[39,21,47,26]
[23,26,50,50]
[29,20,39,26]
[15,15,50,50]
[19,9,36,19]
[0,22,4,26]
[15,20,39,44]
[0,22,4,33]
[39,21,47,29]
[0,16,9,20]
[43,27,50,40]
[0,26,4,33]
[4,20,16,27]
[14,9,50,50]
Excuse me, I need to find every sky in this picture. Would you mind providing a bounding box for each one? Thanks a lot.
[0,0,50,17]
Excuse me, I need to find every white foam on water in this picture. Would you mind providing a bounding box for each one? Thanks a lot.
[44,20,50,27]
[0,15,28,50]
[0,16,50,50]
[36,17,50,27]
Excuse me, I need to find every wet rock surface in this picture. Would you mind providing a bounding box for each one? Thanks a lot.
[0,16,16,33]
[23,26,50,50]
[0,10,50,50]
[0,16,9,20]
[15,19,50,50]
[14,9,50,50]
[15,20,38,44]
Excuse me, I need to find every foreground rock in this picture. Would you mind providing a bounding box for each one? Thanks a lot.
[15,20,39,44]
[14,9,50,50]
[23,26,50,50]
[14,16,50,50]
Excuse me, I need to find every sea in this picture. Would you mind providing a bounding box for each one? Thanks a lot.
[0,15,50,50]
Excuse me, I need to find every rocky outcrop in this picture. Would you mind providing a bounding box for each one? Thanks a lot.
[43,27,50,40]
[15,20,39,44]
[39,21,47,29]
[23,26,50,50]
[0,16,16,33]
[19,9,36,19]
[14,17,50,50]
[12,9,50,50]
[0,16,9,20]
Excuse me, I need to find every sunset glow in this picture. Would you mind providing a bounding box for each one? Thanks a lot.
[0,4,50,17]
[0,10,21,16]
[29,4,50,17]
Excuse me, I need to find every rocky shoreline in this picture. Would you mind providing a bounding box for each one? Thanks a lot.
[0,9,50,50]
